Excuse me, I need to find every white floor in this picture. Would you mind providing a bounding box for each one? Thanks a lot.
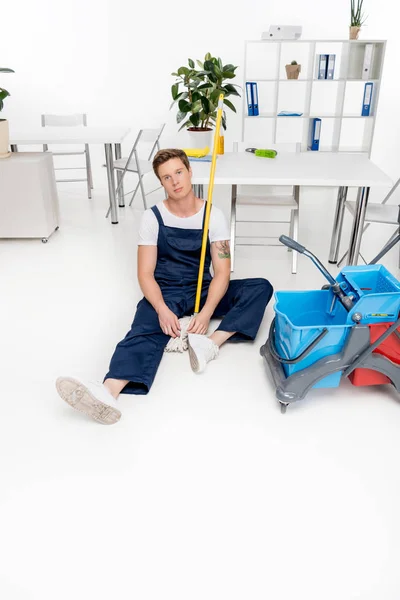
[1,173,400,600]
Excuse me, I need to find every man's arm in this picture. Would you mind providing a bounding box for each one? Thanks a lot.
[137,246,180,337]
[187,240,231,334]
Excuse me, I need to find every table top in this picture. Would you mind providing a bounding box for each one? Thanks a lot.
[190,152,392,188]
[9,126,130,145]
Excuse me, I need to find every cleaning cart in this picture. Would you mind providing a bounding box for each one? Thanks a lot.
[260,235,400,413]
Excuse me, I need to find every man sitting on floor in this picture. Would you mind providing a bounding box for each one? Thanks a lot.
[56,148,273,424]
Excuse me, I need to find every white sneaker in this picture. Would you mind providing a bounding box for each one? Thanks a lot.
[188,334,219,373]
[55,376,121,425]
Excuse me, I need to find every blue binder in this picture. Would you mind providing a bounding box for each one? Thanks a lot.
[326,54,336,79]
[251,82,259,116]
[308,118,321,151]
[316,54,328,79]
[362,82,373,116]
[246,82,254,116]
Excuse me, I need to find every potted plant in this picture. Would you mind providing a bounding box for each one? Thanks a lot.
[350,0,367,39]
[171,53,240,147]
[0,67,14,158]
[285,60,301,80]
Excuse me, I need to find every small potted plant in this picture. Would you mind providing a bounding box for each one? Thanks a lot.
[285,60,301,80]
[0,67,14,159]
[350,0,367,39]
[171,53,240,147]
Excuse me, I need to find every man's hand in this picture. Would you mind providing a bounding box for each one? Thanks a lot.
[187,310,211,335]
[157,305,181,338]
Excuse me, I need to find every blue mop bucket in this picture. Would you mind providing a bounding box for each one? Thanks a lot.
[337,265,400,323]
[273,289,354,388]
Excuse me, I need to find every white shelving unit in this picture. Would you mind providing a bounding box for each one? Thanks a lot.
[241,39,386,156]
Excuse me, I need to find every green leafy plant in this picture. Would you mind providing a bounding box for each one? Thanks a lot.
[291,60,298,65]
[171,53,240,131]
[351,0,367,26]
[0,67,15,112]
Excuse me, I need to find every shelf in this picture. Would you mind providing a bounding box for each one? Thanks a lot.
[243,38,385,155]
[310,147,369,153]
[248,78,378,82]
[244,114,374,119]
[246,39,386,44]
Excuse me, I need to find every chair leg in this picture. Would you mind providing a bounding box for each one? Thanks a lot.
[288,210,294,251]
[138,175,147,210]
[129,181,140,207]
[291,209,299,274]
[85,144,94,189]
[84,145,92,199]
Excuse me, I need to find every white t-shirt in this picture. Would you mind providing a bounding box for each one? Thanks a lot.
[138,201,230,246]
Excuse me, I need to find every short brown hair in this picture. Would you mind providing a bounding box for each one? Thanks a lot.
[152,148,190,180]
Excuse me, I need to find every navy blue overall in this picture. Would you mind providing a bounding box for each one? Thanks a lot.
[105,205,273,394]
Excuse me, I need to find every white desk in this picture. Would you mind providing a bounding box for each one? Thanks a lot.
[191,152,392,267]
[9,126,130,224]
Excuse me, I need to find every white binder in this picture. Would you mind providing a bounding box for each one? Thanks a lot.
[362,44,375,80]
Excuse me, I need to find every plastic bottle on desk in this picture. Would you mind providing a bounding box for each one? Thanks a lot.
[217,130,224,155]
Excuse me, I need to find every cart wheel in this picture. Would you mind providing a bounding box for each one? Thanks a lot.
[280,402,288,414]
[41,238,48,244]
[55,226,59,231]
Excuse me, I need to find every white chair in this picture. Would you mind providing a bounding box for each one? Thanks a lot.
[337,177,400,267]
[233,142,301,273]
[105,124,165,217]
[41,113,93,199]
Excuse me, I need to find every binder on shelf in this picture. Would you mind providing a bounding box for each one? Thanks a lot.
[362,44,375,80]
[326,54,336,79]
[246,82,254,116]
[308,118,321,151]
[362,82,373,116]
[315,54,328,79]
[251,82,259,116]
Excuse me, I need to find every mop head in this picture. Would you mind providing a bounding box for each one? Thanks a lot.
[254,149,277,158]
[164,316,193,352]
[182,146,210,158]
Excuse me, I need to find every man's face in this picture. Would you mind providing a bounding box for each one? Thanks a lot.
[157,158,192,200]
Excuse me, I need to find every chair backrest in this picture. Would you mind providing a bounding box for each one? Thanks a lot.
[41,113,87,127]
[234,141,300,154]
[129,124,165,163]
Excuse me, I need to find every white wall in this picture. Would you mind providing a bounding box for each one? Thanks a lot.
[1,0,399,182]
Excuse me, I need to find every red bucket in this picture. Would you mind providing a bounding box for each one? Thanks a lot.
[349,322,400,386]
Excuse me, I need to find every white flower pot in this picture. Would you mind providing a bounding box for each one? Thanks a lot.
[187,128,213,149]
[0,119,11,158]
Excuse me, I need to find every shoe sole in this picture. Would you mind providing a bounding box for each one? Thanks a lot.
[56,376,121,425]
[188,340,201,373]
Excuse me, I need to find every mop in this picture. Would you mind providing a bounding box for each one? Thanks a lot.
[165,93,225,353]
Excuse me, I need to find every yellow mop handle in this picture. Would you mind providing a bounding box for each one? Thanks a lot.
[194,93,224,314]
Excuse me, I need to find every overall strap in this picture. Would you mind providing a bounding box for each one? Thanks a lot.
[151,205,164,226]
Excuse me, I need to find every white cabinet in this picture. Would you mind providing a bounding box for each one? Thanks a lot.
[0,152,59,241]
[242,39,386,156]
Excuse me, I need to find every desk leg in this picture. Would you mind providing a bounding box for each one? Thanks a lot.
[230,184,237,272]
[105,143,118,224]
[347,186,370,265]
[114,143,125,208]
[329,186,348,264]
[193,184,203,198]
[10,145,18,152]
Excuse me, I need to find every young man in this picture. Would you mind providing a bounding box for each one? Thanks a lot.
[56,149,273,425]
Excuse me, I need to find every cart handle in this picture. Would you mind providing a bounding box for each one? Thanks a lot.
[279,235,306,254]
[267,317,329,365]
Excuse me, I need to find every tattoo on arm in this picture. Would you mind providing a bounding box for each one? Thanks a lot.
[215,240,231,259]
